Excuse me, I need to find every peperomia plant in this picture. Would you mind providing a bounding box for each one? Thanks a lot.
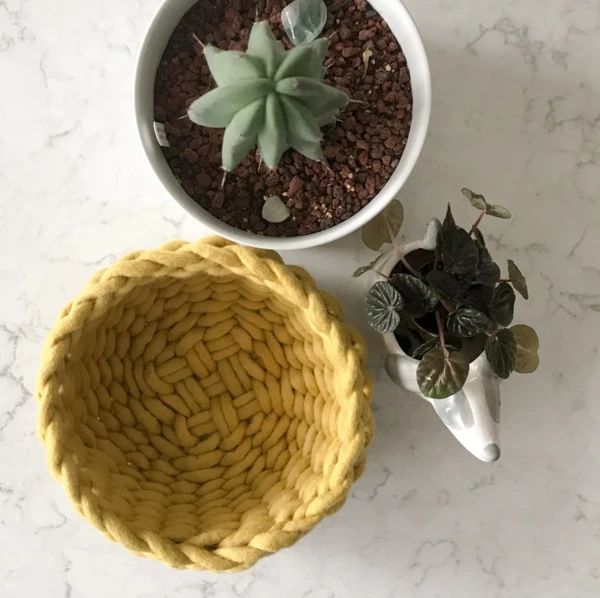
[188,20,348,172]
[358,189,539,399]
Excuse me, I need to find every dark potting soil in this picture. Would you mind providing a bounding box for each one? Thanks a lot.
[154,0,413,237]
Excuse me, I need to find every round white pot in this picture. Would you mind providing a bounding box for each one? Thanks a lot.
[135,0,431,250]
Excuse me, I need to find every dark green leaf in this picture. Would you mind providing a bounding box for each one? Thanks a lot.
[447,307,495,338]
[444,228,479,276]
[390,273,438,318]
[473,228,486,248]
[438,205,479,277]
[411,336,440,360]
[511,324,539,373]
[461,187,487,211]
[460,334,487,363]
[476,245,501,286]
[417,347,470,399]
[361,199,404,250]
[489,282,516,326]
[353,253,383,278]
[427,270,462,301]
[438,203,458,246]
[485,329,517,378]
[507,259,529,299]
[365,281,403,333]
[486,204,512,219]
[462,284,494,311]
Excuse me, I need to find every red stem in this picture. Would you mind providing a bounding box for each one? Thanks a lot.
[469,211,485,235]
[435,310,446,352]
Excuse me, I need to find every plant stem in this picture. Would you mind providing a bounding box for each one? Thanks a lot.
[469,211,485,235]
[384,217,420,277]
[436,310,446,352]
[412,318,436,338]
[438,297,456,314]
[373,269,389,280]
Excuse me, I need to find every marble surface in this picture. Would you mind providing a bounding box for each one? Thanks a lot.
[1,0,599,596]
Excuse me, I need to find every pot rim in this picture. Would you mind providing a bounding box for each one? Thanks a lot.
[135,0,432,250]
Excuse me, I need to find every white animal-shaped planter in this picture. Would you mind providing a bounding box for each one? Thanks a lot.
[376,219,501,462]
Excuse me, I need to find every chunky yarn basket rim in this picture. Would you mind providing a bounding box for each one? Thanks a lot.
[36,237,373,572]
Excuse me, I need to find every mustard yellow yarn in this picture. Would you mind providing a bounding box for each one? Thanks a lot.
[36,237,373,572]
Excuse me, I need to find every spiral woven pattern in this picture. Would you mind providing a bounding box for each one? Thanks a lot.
[37,237,373,571]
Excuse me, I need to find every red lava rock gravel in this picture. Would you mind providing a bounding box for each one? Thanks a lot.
[154,0,413,237]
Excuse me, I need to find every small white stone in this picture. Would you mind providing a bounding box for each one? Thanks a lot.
[262,195,291,223]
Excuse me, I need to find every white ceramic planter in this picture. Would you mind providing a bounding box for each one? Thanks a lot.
[376,220,502,463]
[135,0,431,250]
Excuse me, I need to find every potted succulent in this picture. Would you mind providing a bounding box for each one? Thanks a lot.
[135,0,431,249]
[355,189,540,462]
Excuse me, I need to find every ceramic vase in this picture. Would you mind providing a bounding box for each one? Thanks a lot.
[376,219,501,462]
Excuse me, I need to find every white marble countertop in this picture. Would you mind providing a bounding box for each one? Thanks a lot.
[2,0,600,596]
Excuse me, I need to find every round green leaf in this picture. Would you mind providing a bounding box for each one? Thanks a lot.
[508,259,529,300]
[390,273,438,318]
[476,245,501,286]
[461,187,487,211]
[462,284,494,311]
[361,200,404,251]
[511,324,539,373]
[447,307,494,338]
[485,329,517,379]
[486,204,512,219]
[489,282,516,326]
[365,281,403,333]
[417,347,470,399]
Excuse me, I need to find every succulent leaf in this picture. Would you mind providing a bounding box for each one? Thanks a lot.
[259,93,289,168]
[222,98,265,172]
[188,80,272,128]
[190,21,348,170]
[279,95,322,143]
[288,134,323,161]
[247,21,285,78]
[310,38,329,80]
[276,77,349,118]
[275,40,327,80]
[204,45,265,85]
[316,110,340,126]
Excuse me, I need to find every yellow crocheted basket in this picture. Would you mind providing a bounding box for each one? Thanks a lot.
[37,237,373,572]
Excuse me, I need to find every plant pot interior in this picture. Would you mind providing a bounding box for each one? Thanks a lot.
[153,0,413,237]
